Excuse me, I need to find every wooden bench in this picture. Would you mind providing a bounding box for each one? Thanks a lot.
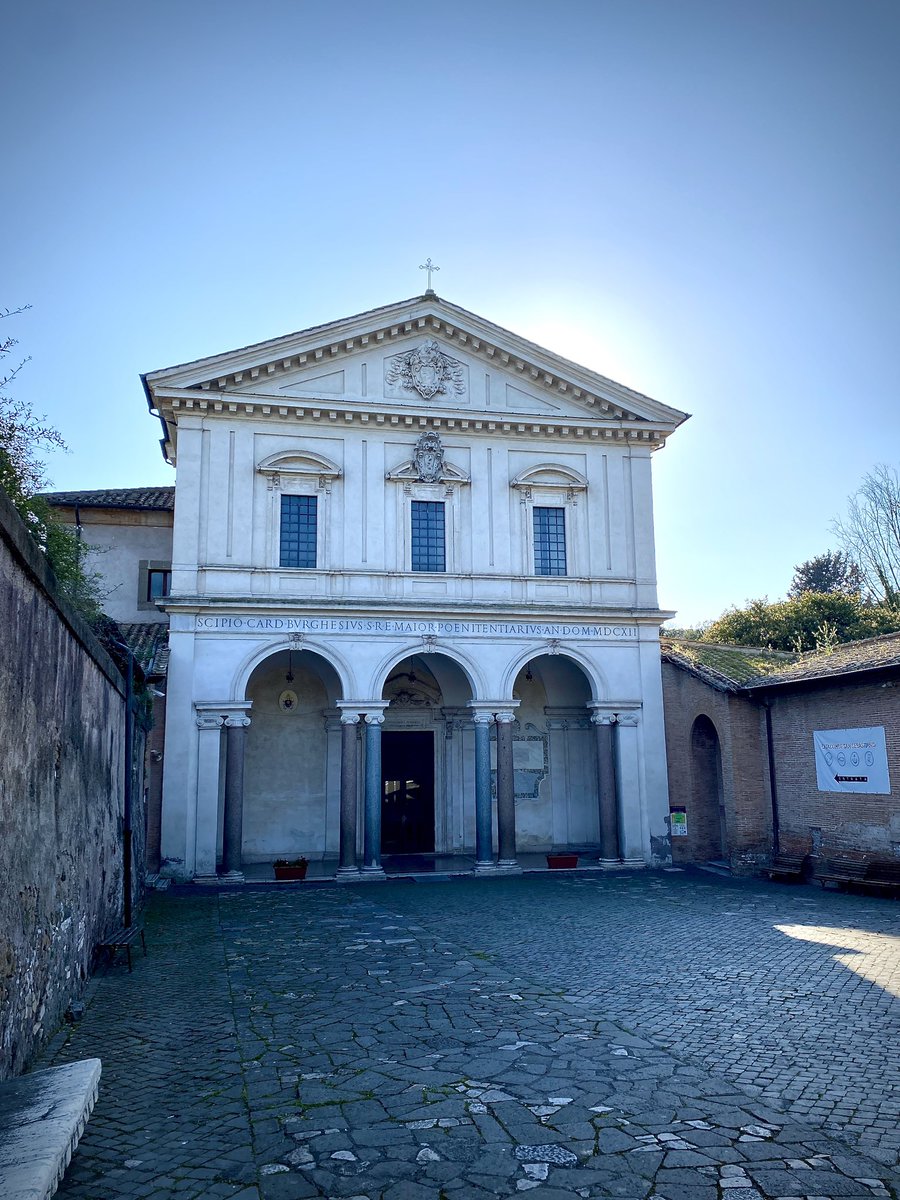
[815,855,900,895]
[98,924,146,972]
[765,853,808,882]
[862,860,900,895]
[815,856,868,889]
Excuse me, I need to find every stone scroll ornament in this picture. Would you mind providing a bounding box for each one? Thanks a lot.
[386,338,465,400]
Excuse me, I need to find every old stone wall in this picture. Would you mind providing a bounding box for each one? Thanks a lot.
[767,680,900,857]
[0,487,136,1079]
[661,663,772,872]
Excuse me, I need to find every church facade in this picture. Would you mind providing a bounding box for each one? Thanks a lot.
[143,293,687,881]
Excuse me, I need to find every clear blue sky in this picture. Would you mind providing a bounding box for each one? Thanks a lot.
[5,0,899,627]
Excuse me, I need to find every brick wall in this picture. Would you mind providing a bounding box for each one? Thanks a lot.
[661,663,772,873]
[767,680,900,857]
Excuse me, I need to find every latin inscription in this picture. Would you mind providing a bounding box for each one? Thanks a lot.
[194,615,637,639]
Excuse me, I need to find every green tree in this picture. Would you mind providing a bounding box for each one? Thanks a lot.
[701,592,900,653]
[788,550,863,598]
[832,464,900,607]
[0,306,104,622]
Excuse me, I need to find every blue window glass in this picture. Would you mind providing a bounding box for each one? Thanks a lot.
[280,495,317,568]
[411,501,446,572]
[533,506,567,576]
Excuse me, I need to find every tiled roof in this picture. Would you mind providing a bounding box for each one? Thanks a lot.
[116,623,169,676]
[661,639,797,691]
[42,487,175,511]
[743,629,900,689]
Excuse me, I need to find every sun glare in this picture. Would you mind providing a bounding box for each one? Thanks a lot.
[775,924,900,999]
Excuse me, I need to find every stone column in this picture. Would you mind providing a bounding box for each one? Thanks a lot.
[495,709,520,871]
[193,712,224,882]
[471,708,495,871]
[337,711,361,878]
[591,711,621,863]
[362,710,386,878]
[221,714,251,879]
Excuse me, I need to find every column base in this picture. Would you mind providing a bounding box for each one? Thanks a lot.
[192,873,221,886]
[598,857,623,868]
[219,870,245,885]
[473,859,498,874]
[496,859,522,874]
[358,865,387,881]
[334,866,362,882]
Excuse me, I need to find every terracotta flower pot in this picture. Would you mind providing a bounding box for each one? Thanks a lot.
[546,854,579,869]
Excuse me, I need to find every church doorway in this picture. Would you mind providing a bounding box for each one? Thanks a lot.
[381,731,435,854]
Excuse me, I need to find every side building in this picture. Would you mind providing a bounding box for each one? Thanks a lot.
[142,292,688,881]
[662,634,900,873]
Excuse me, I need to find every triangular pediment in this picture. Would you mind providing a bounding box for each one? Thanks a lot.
[144,293,688,428]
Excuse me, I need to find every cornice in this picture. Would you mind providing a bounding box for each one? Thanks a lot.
[162,592,676,625]
[156,388,671,451]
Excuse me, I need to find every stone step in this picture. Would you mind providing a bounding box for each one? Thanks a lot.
[0,1058,101,1200]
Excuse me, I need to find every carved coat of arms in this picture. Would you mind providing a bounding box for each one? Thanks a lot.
[386,339,465,400]
[413,432,445,482]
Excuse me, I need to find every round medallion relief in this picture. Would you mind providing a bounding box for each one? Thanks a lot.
[279,689,298,712]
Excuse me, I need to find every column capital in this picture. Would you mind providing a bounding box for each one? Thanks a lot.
[495,709,518,725]
[336,702,361,725]
[224,714,251,729]
[364,711,386,726]
[467,701,496,725]
[196,713,224,731]
[339,712,361,726]
[588,702,640,726]
[195,700,253,726]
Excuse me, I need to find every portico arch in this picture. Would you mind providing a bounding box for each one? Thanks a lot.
[241,647,346,864]
[231,637,355,703]
[369,643,484,703]
[374,653,476,857]
[509,654,599,851]
[500,645,607,701]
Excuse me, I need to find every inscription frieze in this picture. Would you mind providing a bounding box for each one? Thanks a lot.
[193,615,638,640]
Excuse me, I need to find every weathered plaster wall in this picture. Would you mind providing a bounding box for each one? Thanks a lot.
[0,488,133,1079]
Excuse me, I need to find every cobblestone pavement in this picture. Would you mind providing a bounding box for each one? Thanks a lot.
[42,870,900,1200]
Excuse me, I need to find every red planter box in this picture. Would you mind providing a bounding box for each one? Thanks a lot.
[274,862,308,880]
[546,854,579,869]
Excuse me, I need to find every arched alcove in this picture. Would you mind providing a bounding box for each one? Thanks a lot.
[511,654,597,850]
[689,714,727,862]
[241,648,343,862]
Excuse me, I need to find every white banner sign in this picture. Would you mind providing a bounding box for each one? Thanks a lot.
[813,726,891,795]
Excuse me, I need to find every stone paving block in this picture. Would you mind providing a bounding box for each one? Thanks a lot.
[35,876,900,1200]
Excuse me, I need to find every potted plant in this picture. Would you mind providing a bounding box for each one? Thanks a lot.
[546,852,579,869]
[274,856,309,881]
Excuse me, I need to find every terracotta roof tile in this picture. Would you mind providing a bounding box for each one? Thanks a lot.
[116,623,169,675]
[744,629,900,688]
[42,487,174,511]
[661,639,797,690]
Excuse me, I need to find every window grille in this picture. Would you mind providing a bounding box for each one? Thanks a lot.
[411,500,446,572]
[533,506,567,576]
[280,495,318,568]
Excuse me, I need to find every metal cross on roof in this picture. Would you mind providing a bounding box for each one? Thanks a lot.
[419,257,440,291]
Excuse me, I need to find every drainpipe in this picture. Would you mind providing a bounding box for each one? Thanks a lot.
[762,698,780,857]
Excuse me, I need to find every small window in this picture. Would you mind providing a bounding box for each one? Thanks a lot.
[147,569,171,601]
[411,500,445,572]
[280,495,318,568]
[533,506,567,576]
